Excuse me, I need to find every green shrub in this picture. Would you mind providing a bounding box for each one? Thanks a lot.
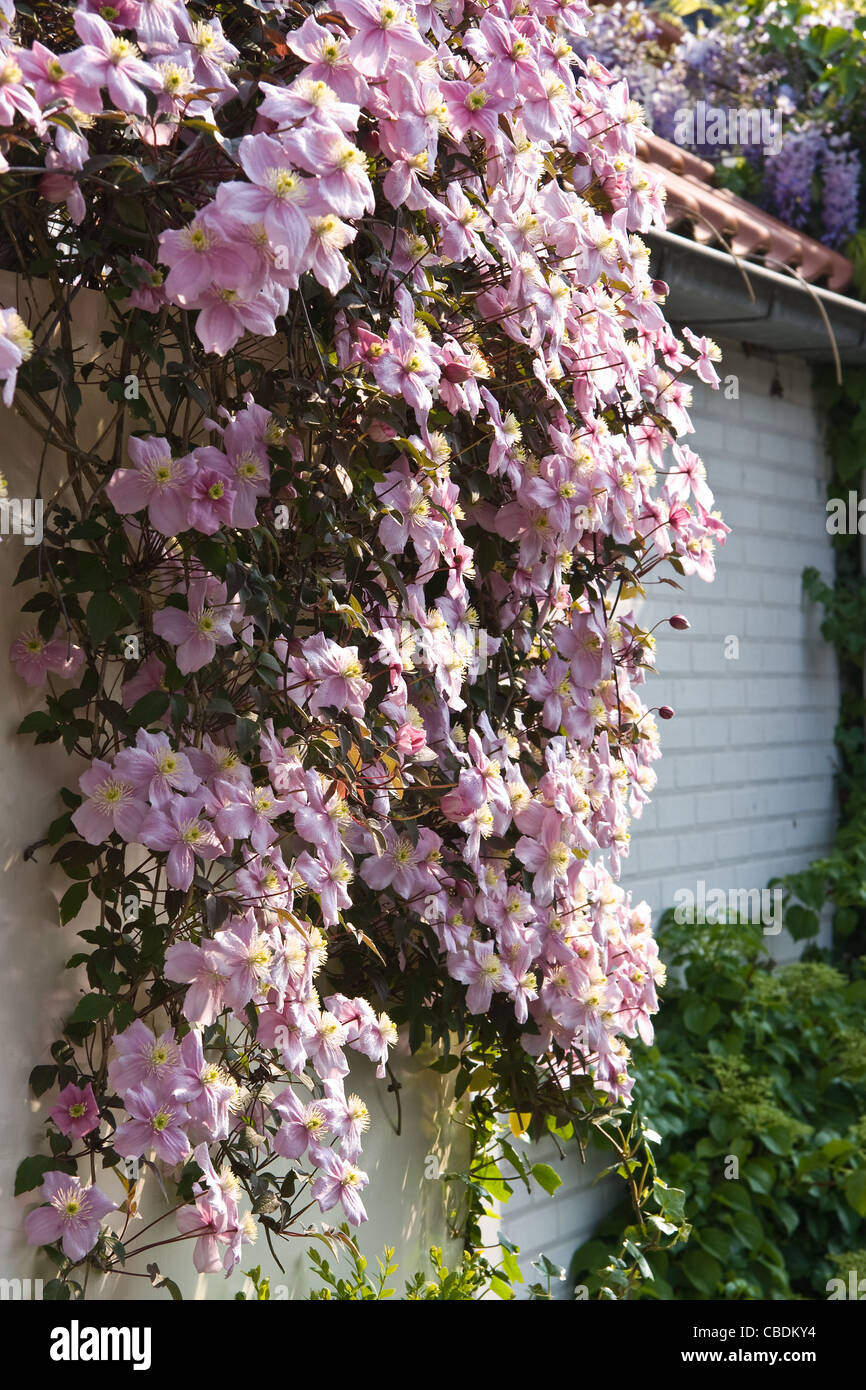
[571,912,866,1299]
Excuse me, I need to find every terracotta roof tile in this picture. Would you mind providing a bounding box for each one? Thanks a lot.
[636,131,853,292]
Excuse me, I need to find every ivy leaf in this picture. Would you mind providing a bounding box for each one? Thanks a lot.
[681,1248,722,1295]
[531,1162,562,1196]
[844,1169,866,1217]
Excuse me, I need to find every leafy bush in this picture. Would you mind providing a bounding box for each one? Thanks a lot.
[572,911,866,1299]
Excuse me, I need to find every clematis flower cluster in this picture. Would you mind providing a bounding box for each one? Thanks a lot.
[6,0,727,1283]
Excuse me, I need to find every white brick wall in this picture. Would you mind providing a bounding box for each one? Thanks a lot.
[502,343,841,1296]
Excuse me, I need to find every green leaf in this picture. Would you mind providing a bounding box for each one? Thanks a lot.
[17,711,55,735]
[67,993,114,1024]
[86,592,124,647]
[784,905,820,941]
[60,881,89,925]
[128,689,171,726]
[146,1263,184,1300]
[698,1227,733,1262]
[683,1001,721,1035]
[681,1248,722,1295]
[623,1239,652,1279]
[29,1064,58,1097]
[531,1162,562,1196]
[844,1169,866,1217]
[15,1154,57,1195]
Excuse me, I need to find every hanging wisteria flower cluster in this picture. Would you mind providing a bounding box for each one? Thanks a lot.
[2,0,724,1296]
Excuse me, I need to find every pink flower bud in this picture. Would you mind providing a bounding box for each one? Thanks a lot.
[368,419,397,442]
[394,722,426,755]
[39,171,75,204]
[669,614,690,630]
[658,705,675,720]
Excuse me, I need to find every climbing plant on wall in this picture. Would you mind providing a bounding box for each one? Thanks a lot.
[1,0,723,1297]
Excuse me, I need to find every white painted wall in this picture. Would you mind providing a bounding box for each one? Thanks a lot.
[502,343,841,1295]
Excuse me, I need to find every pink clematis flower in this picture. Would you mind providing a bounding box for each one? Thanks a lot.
[447,939,517,1013]
[515,813,574,905]
[171,1031,235,1139]
[71,758,147,845]
[305,634,371,719]
[138,793,223,891]
[114,1083,191,1165]
[193,444,269,532]
[209,915,275,1015]
[106,436,196,535]
[186,466,236,535]
[359,825,430,901]
[72,10,163,116]
[114,729,199,807]
[311,1149,369,1226]
[338,0,434,76]
[0,305,34,406]
[322,1076,370,1161]
[26,1173,116,1262]
[292,770,348,861]
[164,940,229,1026]
[303,214,357,295]
[9,628,84,687]
[176,1191,229,1273]
[49,1082,100,1139]
[351,1009,398,1079]
[257,77,360,135]
[296,848,354,928]
[394,721,427,755]
[230,134,313,261]
[372,322,439,418]
[17,41,99,113]
[271,1086,333,1161]
[108,1021,180,1096]
[287,126,374,221]
[526,654,572,730]
[212,779,289,855]
[194,284,279,356]
[122,654,168,711]
[285,17,371,103]
[152,578,235,675]
[158,210,259,306]
[126,256,168,313]
[0,49,46,129]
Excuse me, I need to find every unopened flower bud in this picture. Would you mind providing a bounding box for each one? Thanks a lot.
[658,705,675,720]
[668,614,689,631]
